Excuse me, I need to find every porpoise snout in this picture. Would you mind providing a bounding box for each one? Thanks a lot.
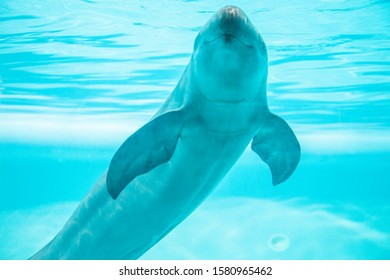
[216,6,249,33]
[205,5,256,48]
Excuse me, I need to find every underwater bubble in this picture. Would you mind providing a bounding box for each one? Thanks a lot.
[268,233,290,252]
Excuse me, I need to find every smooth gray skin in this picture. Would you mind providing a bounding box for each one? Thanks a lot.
[30,6,300,260]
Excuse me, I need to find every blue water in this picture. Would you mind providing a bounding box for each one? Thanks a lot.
[1,0,389,259]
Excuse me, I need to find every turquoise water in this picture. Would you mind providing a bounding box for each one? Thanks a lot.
[1,0,389,259]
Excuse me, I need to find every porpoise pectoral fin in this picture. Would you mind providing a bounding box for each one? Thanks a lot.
[106,110,185,199]
[251,113,301,186]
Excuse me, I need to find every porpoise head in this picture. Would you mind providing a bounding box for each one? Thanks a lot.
[191,6,268,103]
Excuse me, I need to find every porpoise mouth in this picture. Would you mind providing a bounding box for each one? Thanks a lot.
[203,6,255,48]
[204,32,253,48]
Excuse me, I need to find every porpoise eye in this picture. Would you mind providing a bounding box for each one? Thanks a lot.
[194,34,201,49]
[261,43,266,53]
[257,39,266,55]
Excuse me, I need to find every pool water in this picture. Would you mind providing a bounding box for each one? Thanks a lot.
[0,0,389,259]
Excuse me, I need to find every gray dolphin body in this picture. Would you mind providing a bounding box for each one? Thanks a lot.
[31,6,300,260]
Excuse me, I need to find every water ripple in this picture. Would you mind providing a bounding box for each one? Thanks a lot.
[0,0,389,142]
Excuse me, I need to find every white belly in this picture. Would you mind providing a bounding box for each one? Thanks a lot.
[32,125,253,259]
